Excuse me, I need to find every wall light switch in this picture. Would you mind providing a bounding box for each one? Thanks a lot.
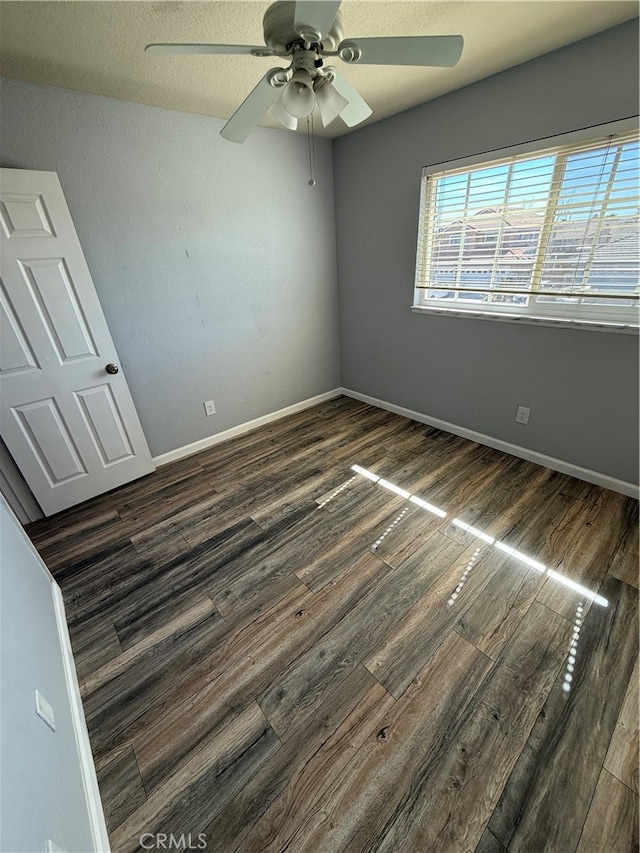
[515,405,531,425]
[35,689,56,732]
[204,400,216,417]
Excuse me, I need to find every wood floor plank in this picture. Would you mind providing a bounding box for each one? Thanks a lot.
[536,485,635,619]
[576,768,639,853]
[129,524,192,564]
[213,485,402,610]
[364,540,504,698]
[604,656,639,795]
[488,575,639,853]
[60,542,152,626]
[96,745,147,833]
[113,581,217,652]
[82,598,216,698]
[116,472,220,535]
[439,453,547,536]
[108,455,205,508]
[111,703,281,853]
[371,451,552,575]
[26,493,118,549]
[291,494,407,592]
[608,499,639,589]
[32,508,126,575]
[128,586,317,791]
[258,533,465,739]
[440,464,586,555]
[194,402,383,490]
[374,601,570,853]
[202,664,387,852]
[56,538,141,596]
[474,828,508,853]
[278,631,492,853]
[250,466,348,531]
[365,428,478,503]
[190,397,361,475]
[342,423,450,492]
[314,469,373,512]
[481,470,592,569]
[238,678,397,853]
[178,483,305,548]
[110,517,267,647]
[203,433,341,497]
[23,396,637,853]
[375,465,570,672]
[127,481,258,551]
[132,550,393,792]
[328,410,423,463]
[369,502,445,569]
[455,559,545,659]
[367,423,471,479]
[85,600,223,758]
[68,618,123,684]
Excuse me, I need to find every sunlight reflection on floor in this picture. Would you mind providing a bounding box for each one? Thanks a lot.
[348,463,608,608]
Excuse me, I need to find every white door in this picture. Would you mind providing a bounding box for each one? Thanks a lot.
[0,168,154,516]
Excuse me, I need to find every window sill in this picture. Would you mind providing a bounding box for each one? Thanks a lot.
[410,305,639,334]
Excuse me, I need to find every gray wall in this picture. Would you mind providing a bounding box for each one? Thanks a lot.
[0,498,102,852]
[0,78,340,457]
[333,20,639,486]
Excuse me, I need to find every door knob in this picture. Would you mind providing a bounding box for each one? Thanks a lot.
[105,363,119,375]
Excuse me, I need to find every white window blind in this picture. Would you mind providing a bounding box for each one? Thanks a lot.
[414,128,639,327]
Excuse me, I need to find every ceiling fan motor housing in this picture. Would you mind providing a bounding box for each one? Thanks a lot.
[262,0,344,53]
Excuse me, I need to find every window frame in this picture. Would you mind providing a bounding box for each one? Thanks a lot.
[412,118,640,332]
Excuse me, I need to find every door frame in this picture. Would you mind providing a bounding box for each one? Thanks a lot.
[0,442,43,523]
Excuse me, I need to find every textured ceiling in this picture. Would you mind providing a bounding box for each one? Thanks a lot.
[0,1,638,138]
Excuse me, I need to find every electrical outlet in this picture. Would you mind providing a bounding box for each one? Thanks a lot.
[515,405,531,425]
[204,400,216,417]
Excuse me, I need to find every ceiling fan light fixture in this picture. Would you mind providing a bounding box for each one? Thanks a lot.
[281,68,316,119]
[270,96,299,130]
[315,78,348,127]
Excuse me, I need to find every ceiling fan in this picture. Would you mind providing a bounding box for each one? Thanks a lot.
[146,0,464,143]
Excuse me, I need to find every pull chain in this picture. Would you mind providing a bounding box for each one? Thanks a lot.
[307,113,316,186]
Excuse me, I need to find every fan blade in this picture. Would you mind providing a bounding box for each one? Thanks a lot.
[338,35,463,67]
[145,43,274,56]
[328,70,372,128]
[220,69,285,143]
[294,1,342,39]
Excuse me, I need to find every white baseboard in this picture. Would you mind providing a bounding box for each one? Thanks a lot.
[52,584,111,852]
[339,387,639,499]
[151,385,637,499]
[153,389,342,467]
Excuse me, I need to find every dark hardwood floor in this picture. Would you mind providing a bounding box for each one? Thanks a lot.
[26,396,639,853]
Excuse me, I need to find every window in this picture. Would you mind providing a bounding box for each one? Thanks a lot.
[413,125,640,328]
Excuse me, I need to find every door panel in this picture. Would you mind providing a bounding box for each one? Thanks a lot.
[18,257,98,361]
[74,384,135,465]
[0,168,154,515]
[1,283,40,373]
[13,398,87,484]
[0,192,56,238]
